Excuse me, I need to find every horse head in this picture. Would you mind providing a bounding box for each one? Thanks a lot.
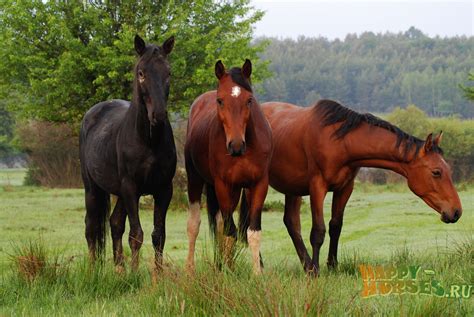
[214,59,254,157]
[134,34,174,126]
[405,132,462,223]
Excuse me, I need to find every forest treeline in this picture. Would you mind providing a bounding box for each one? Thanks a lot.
[255,27,474,118]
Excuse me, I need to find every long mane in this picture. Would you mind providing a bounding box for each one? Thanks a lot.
[314,99,443,158]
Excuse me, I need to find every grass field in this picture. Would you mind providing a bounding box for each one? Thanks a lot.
[0,169,472,315]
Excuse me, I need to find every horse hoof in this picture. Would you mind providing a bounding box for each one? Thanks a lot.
[253,267,263,275]
[305,265,320,277]
[185,263,196,275]
[327,261,338,271]
[115,265,125,275]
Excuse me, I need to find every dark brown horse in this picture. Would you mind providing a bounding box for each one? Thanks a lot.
[184,60,272,274]
[80,35,176,271]
[249,100,462,275]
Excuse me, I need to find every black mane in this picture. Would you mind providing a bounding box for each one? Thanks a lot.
[314,99,443,159]
[229,67,252,92]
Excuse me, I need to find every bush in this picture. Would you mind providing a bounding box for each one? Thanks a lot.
[16,121,81,188]
[387,105,474,182]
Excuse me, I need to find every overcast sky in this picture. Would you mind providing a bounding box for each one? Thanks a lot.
[252,0,473,39]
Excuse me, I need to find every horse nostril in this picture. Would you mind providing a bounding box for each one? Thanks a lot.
[227,140,245,156]
[453,209,461,221]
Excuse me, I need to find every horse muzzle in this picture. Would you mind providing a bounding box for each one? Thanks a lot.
[227,140,246,157]
[441,208,462,223]
[148,111,167,126]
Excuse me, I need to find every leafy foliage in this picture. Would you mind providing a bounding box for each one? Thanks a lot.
[388,105,474,180]
[0,0,268,123]
[0,102,16,158]
[460,72,474,102]
[256,28,474,118]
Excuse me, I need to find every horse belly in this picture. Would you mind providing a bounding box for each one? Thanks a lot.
[269,172,310,196]
[82,137,122,194]
[326,167,358,191]
[90,165,121,194]
[268,151,310,196]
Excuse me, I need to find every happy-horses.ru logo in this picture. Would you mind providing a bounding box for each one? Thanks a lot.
[358,264,473,299]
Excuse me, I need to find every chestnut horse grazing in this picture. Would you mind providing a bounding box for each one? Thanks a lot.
[80,35,176,271]
[185,60,272,274]
[255,100,462,275]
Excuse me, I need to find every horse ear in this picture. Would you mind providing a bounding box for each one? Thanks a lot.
[242,59,252,79]
[134,35,146,56]
[162,36,175,55]
[434,131,443,146]
[424,133,434,152]
[215,60,226,80]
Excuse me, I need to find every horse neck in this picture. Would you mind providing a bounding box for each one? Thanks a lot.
[344,124,415,177]
[246,103,266,144]
[124,87,167,146]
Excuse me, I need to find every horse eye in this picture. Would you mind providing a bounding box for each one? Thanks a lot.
[138,70,145,80]
[432,170,441,178]
[247,98,252,107]
[217,98,223,107]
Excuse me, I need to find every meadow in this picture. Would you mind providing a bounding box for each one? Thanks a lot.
[0,169,472,316]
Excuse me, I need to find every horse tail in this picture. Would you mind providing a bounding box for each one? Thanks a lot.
[97,196,110,259]
[238,189,250,244]
[83,182,110,262]
[206,184,219,242]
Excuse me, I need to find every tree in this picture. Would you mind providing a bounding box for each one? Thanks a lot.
[0,0,269,124]
[460,72,474,102]
[386,104,431,138]
[255,29,474,117]
[0,100,16,158]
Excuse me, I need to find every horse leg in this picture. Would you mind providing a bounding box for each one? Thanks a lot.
[121,179,142,271]
[84,183,110,263]
[327,180,354,269]
[283,194,312,272]
[245,178,269,275]
[185,160,204,272]
[309,177,328,276]
[214,179,240,269]
[152,184,173,271]
[205,184,224,269]
[110,198,126,272]
[222,213,238,269]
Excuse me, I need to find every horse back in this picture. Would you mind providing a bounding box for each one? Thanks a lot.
[185,91,218,183]
[262,101,358,194]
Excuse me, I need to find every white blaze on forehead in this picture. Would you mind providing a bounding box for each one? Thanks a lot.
[231,86,241,98]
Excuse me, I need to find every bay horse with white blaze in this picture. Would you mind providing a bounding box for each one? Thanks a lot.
[242,100,462,275]
[185,59,272,274]
[79,35,176,271]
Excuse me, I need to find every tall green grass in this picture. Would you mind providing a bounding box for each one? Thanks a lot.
[1,236,472,316]
[0,182,472,315]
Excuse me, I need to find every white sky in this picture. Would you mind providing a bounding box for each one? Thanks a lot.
[252,0,473,39]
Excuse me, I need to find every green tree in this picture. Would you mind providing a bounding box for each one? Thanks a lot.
[386,104,431,138]
[387,105,474,181]
[0,99,16,158]
[0,0,268,123]
[460,72,474,102]
[256,28,474,117]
